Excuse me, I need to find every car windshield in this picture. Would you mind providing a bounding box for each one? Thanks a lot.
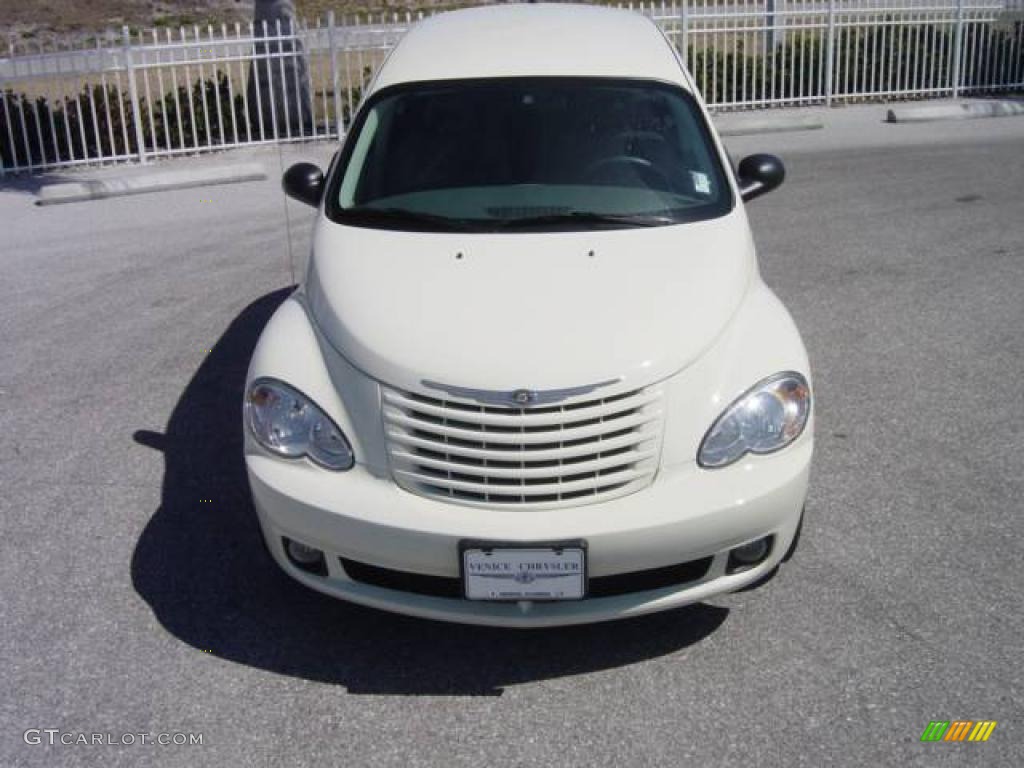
[328,77,732,232]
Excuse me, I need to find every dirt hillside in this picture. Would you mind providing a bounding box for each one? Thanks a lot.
[1,0,471,43]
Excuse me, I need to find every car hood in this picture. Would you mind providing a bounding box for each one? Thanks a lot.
[305,211,756,395]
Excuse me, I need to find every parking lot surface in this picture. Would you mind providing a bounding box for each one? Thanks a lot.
[1,110,1022,767]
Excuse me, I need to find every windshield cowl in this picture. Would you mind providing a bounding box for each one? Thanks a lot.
[340,206,686,233]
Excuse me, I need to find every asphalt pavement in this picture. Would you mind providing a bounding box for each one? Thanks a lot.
[1,105,1022,767]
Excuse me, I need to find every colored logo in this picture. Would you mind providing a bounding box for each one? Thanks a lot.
[920,721,997,742]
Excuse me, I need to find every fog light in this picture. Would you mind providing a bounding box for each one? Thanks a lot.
[283,537,327,576]
[726,535,773,574]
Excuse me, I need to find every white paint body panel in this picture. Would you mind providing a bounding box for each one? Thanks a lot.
[370,5,689,92]
[244,5,813,626]
[306,212,755,393]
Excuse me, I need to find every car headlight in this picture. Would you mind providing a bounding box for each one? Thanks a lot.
[698,372,811,468]
[245,378,355,470]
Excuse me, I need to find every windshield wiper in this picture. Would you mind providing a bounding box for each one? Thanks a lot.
[344,206,479,231]
[496,210,679,230]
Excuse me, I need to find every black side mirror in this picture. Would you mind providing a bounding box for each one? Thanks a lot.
[737,154,785,203]
[282,162,324,208]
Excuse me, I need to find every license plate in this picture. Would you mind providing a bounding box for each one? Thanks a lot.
[461,543,586,601]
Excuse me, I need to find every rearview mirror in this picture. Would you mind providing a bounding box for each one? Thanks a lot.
[737,154,785,203]
[282,162,324,208]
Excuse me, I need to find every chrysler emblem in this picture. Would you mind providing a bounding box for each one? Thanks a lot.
[512,389,537,405]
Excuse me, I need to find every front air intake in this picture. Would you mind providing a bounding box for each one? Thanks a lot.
[381,384,663,509]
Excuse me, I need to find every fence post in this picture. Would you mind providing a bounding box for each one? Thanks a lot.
[951,0,965,97]
[766,0,786,54]
[825,0,836,105]
[679,0,689,63]
[122,26,147,163]
[328,10,342,138]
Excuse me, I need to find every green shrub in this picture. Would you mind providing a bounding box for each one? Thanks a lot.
[1,70,365,169]
[685,18,1022,104]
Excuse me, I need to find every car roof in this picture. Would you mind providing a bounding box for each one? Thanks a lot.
[370,3,689,93]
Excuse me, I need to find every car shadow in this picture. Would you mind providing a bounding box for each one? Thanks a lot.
[131,288,729,696]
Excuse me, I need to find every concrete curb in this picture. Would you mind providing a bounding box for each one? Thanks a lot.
[35,163,267,205]
[715,114,825,137]
[886,100,1024,123]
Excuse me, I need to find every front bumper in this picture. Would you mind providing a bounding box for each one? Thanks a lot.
[247,437,811,627]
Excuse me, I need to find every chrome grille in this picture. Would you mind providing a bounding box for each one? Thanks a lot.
[382,384,663,508]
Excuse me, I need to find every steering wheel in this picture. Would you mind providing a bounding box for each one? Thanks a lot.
[583,155,673,188]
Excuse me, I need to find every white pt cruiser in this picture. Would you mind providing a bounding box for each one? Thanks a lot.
[244,4,813,626]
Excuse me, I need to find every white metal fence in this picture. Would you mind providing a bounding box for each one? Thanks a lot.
[663,0,1024,107]
[2,1,1022,175]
